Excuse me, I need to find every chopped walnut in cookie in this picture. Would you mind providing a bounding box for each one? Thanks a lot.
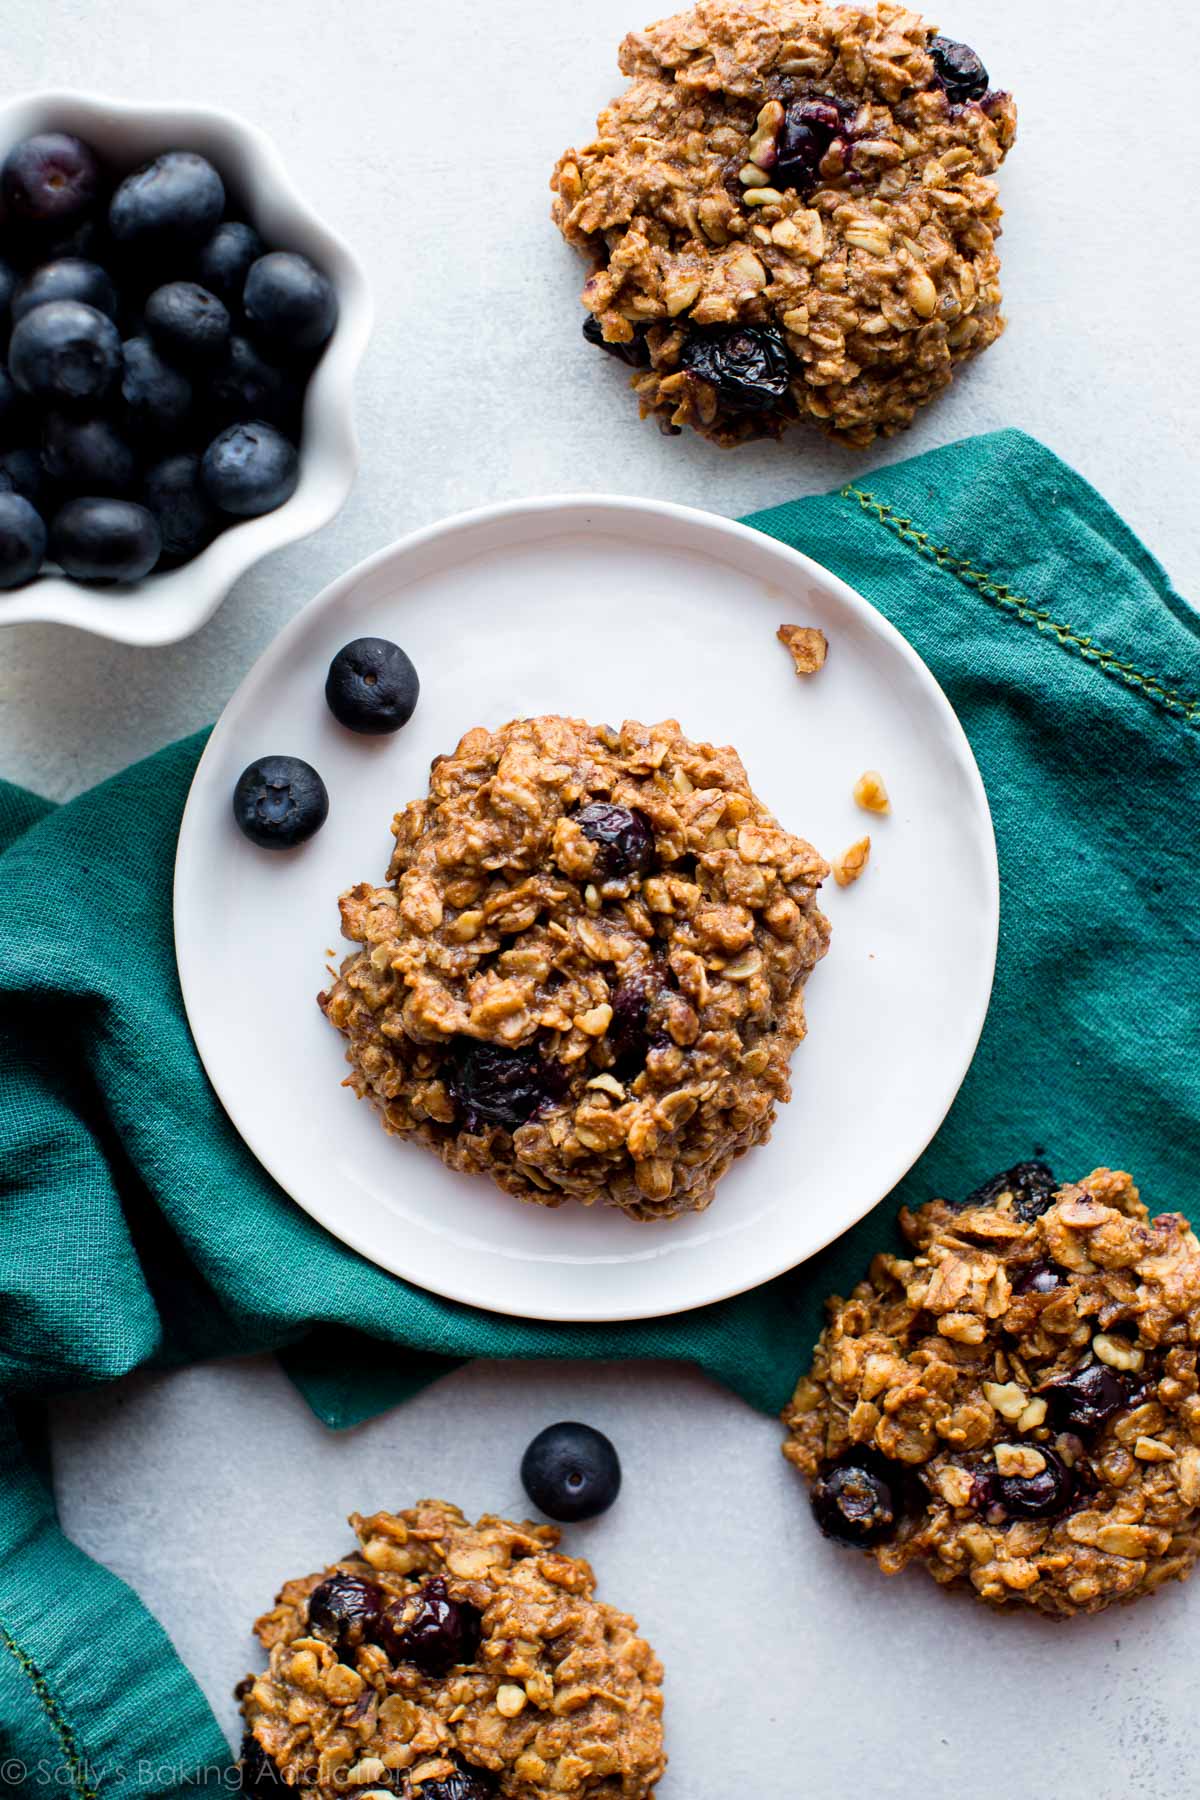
[777,623,827,675]
[783,1163,1200,1616]
[239,1500,666,1800]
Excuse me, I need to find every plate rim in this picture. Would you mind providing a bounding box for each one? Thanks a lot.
[174,491,1000,1320]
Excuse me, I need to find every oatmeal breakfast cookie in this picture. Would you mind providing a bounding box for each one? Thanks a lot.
[551,0,1016,446]
[321,715,829,1220]
[782,1164,1200,1617]
[238,1499,666,1799]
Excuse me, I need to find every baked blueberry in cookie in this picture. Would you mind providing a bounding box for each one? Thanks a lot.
[783,1165,1200,1616]
[552,0,1017,447]
[320,715,830,1220]
[238,1499,666,1799]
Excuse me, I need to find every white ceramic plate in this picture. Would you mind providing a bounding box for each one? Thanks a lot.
[175,496,998,1321]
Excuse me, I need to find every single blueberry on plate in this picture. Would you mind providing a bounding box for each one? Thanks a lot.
[50,497,161,583]
[993,1446,1074,1520]
[447,1038,565,1134]
[575,802,656,880]
[12,258,118,324]
[121,335,194,440]
[521,1421,622,1522]
[0,492,47,588]
[582,314,652,368]
[680,325,791,414]
[1040,1359,1135,1435]
[929,35,990,104]
[201,421,299,517]
[306,1571,387,1658]
[810,1454,898,1546]
[145,281,231,366]
[772,96,855,196]
[143,451,220,566]
[232,755,329,850]
[2,133,100,228]
[42,412,138,496]
[238,1733,285,1795]
[206,335,296,431]
[243,251,338,358]
[194,219,264,305]
[962,1159,1058,1221]
[9,299,122,406]
[325,637,420,735]
[109,151,225,256]
[385,1577,482,1675]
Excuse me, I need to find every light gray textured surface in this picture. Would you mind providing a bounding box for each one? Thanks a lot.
[33,0,1200,1794]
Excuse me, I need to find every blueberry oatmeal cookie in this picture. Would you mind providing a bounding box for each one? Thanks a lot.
[321,716,830,1220]
[238,1500,665,1798]
[782,1164,1200,1616]
[552,0,1016,446]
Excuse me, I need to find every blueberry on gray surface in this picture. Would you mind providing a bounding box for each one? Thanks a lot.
[810,1455,898,1546]
[0,492,47,589]
[42,412,138,496]
[201,421,299,517]
[108,151,225,256]
[963,1159,1058,1221]
[1041,1359,1136,1436]
[771,96,854,197]
[194,219,264,305]
[582,314,652,368]
[0,445,47,509]
[520,1421,622,1522]
[206,335,295,431]
[447,1039,565,1134]
[680,325,790,413]
[143,452,220,566]
[243,251,338,358]
[232,754,329,850]
[8,300,122,406]
[120,335,194,440]
[305,1571,387,1659]
[145,280,231,366]
[929,35,990,105]
[50,496,161,583]
[992,1446,1075,1520]
[1,133,100,228]
[12,258,118,324]
[325,637,420,735]
[575,801,656,880]
[384,1577,482,1675]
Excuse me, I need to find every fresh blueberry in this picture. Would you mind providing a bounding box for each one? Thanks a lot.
[194,220,264,305]
[232,754,329,850]
[0,366,26,435]
[447,1038,566,1133]
[929,36,990,104]
[120,335,193,440]
[12,258,118,324]
[243,251,338,359]
[582,314,652,368]
[575,801,656,880]
[680,325,791,414]
[0,258,17,327]
[771,96,855,197]
[201,421,299,517]
[0,445,48,509]
[1011,1260,1065,1296]
[810,1454,898,1546]
[384,1577,482,1675]
[9,299,122,407]
[325,637,420,735]
[143,452,220,566]
[205,335,296,431]
[1040,1359,1136,1436]
[2,133,100,228]
[963,1160,1058,1222]
[42,412,138,496]
[992,1446,1074,1520]
[238,1734,286,1796]
[108,151,225,257]
[415,1763,496,1800]
[145,281,231,366]
[521,1421,622,1522]
[306,1571,387,1659]
[50,497,161,583]
[0,492,47,588]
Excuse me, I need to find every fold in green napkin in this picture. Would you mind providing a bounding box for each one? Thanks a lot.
[2,427,1199,1794]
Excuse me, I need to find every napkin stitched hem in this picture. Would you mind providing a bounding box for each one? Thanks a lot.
[0,1623,95,1800]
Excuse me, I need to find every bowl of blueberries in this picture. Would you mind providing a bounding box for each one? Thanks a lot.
[0,91,372,645]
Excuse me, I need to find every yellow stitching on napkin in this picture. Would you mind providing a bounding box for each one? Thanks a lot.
[0,1623,98,1800]
[842,485,1200,729]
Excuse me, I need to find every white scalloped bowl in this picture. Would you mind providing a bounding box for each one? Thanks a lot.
[0,92,372,646]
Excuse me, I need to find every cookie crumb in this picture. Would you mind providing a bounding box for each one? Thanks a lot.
[853,770,890,814]
[832,836,871,887]
[778,624,828,676]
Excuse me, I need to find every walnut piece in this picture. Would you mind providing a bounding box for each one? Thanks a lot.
[777,623,828,676]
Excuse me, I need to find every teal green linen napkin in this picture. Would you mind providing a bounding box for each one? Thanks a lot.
[1,427,1198,1794]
